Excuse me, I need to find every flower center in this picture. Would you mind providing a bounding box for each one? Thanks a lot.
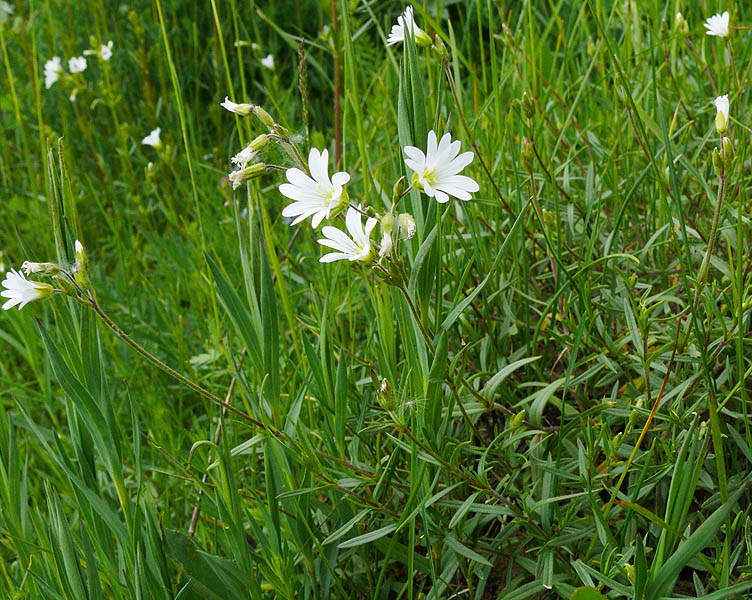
[420,168,437,187]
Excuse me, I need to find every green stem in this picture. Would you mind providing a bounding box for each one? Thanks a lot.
[693,170,726,314]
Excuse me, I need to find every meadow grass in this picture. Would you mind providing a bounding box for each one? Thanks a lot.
[1,1,752,598]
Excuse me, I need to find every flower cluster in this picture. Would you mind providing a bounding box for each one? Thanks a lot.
[43,41,114,89]
[216,7,479,267]
[1,240,90,312]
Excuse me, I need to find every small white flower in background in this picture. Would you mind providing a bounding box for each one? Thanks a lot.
[387,6,432,47]
[0,1,12,18]
[142,127,161,147]
[99,41,113,61]
[404,130,479,203]
[318,207,378,263]
[279,148,351,228]
[1,269,54,311]
[704,11,730,38]
[68,56,87,73]
[44,56,63,89]
[220,96,254,116]
[261,54,275,70]
[714,94,729,133]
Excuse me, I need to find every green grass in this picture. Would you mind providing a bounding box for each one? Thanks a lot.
[1,0,752,598]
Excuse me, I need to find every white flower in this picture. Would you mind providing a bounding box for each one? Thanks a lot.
[261,54,275,70]
[21,261,60,276]
[387,6,431,46]
[714,94,729,133]
[404,130,479,203]
[704,11,730,38]
[230,134,267,170]
[220,96,253,116]
[142,127,161,147]
[99,41,113,61]
[68,56,87,73]
[318,207,377,263]
[0,1,12,17]
[280,148,351,227]
[1,269,54,311]
[231,145,257,170]
[44,56,63,89]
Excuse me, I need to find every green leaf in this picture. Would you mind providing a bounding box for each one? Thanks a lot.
[570,587,607,600]
[339,524,398,549]
[163,529,249,600]
[646,482,749,600]
[445,534,492,567]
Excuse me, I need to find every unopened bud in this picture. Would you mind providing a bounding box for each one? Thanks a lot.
[510,410,526,429]
[254,106,275,128]
[587,37,596,57]
[249,133,268,152]
[73,239,91,291]
[397,213,417,239]
[522,91,535,120]
[722,136,734,170]
[675,12,689,36]
[712,147,723,176]
[392,176,406,202]
[521,137,534,171]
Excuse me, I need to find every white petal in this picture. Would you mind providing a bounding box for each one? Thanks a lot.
[320,252,351,263]
[433,189,450,203]
[331,171,350,187]
[308,148,331,186]
[426,130,438,158]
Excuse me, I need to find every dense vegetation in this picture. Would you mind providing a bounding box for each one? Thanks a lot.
[1,1,751,598]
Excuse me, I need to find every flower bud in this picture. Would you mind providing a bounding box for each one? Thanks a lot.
[712,147,723,176]
[73,239,91,291]
[254,106,275,128]
[522,92,535,120]
[392,176,406,202]
[714,95,729,134]
[510,410,526,429]
[376,378,393,410]
[675,12,689,36]
[521,137,534,171]
[397,213,417,239]
[721,136,734,170]
[249,133,268,152]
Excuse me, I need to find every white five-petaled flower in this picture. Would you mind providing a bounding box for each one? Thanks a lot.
[100,41,113,61]
[68,56,87,73]
[318,207,377,263]
[714,94,729,133]
[704,11,730,38]
[261,54,275,70]
[142,127,161,147]
[404,130,479,203]
[387,6,432,46]
[279,148,351,228]
[1,269,54,311]
[44,56,63,89]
